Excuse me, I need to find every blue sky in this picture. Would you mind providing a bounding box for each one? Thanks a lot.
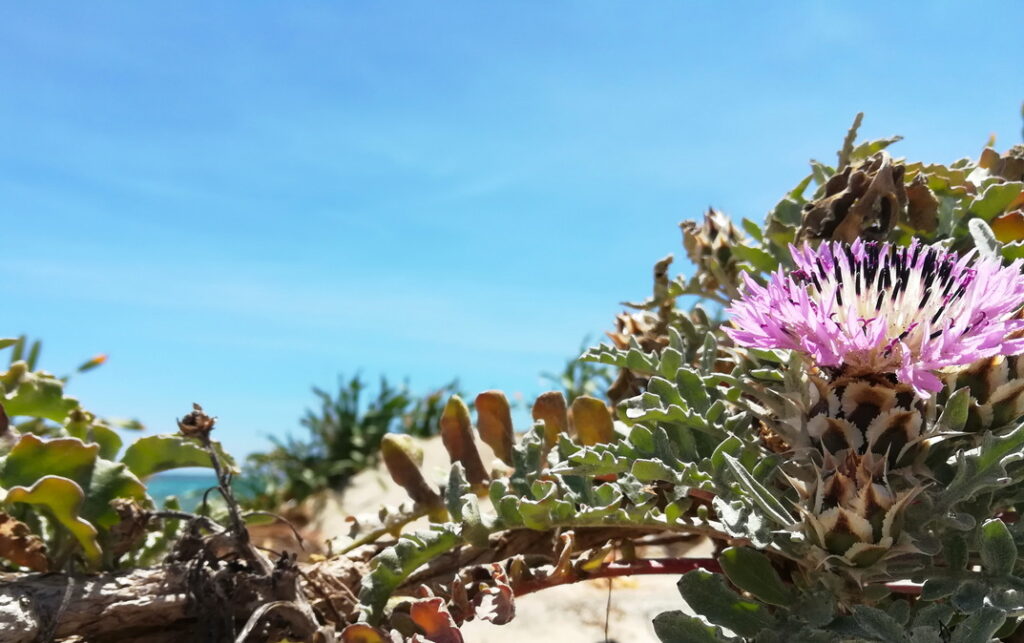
[2,3,1022,459]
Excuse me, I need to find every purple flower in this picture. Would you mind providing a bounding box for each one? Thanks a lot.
[725,240,1024,396]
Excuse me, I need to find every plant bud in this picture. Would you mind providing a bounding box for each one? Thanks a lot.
[475,391,514,465]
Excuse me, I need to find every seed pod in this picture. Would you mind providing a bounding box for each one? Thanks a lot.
[570,396,615,446]
[532,391,568,449]
[440,395,489,488]
[475,390,514,465]
[380,434,442,511]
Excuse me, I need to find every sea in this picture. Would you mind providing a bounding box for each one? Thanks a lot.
[147,471,220,511]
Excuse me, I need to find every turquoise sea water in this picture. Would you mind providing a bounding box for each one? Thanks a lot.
[147,472,219,511]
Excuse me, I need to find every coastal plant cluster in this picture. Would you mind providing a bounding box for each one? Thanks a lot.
[3,115,1024,643]
[0,339,238,573]
[330,116,1024,642]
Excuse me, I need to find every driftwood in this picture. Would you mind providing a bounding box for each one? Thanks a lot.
[0,553,373,643]
[0,524,700,642]
[0,566,190,643]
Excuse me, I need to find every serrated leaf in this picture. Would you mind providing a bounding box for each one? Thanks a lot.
[936,424,1024,514]
[719,547,794,607]
[676,367,710,414]
[446,463,470,521]
[709,435,742,472]
[676,569,774,637]
[722,454,792,526]
[631,459,675,483]
[120,434,238,479]
[659,348,683,379]
[358,527,463,623]
[980,518,1017,576]
[458,494,488,547]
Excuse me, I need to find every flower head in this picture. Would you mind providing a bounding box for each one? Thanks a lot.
[726,240,1024,396]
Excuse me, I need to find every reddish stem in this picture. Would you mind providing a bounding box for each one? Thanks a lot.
[511,555,923,600]
[513,557,723,597]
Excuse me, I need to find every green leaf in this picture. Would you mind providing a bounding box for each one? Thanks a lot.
[676,367,710,414]
[980,518,1017,576]
[709,435,742,472]
[446,463,470,520]
[1,365,79,422]
[952,580,987,613]
[676,569,775,637]
[458,494,489,547]
[359,527,463,624]
[700,334,718,374]
[0,434,97,488]
[719,547,794,607]
[949,606,1006,643]
[741,218,764,242]
[722,454,792,526]
[920,577,958,601]
[852,605,907,642]
[911,603,954,630]
[938,388,971,432]
[120,434,239,479]
[1003,241,1024,261]
[969,218,1002,259]
[631,459,676,483]
[4,475,101,565]
[793,589,836,627]
[969,182,1024,220]
[65,414,124,460]
[732,245,778,274]
[936,424,1024,514]
[848,136,903,163]
[81,458,148,530]
[907,627,945,643]
[652,611,735,643]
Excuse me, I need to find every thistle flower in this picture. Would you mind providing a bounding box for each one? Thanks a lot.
[726,239,1024,396]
